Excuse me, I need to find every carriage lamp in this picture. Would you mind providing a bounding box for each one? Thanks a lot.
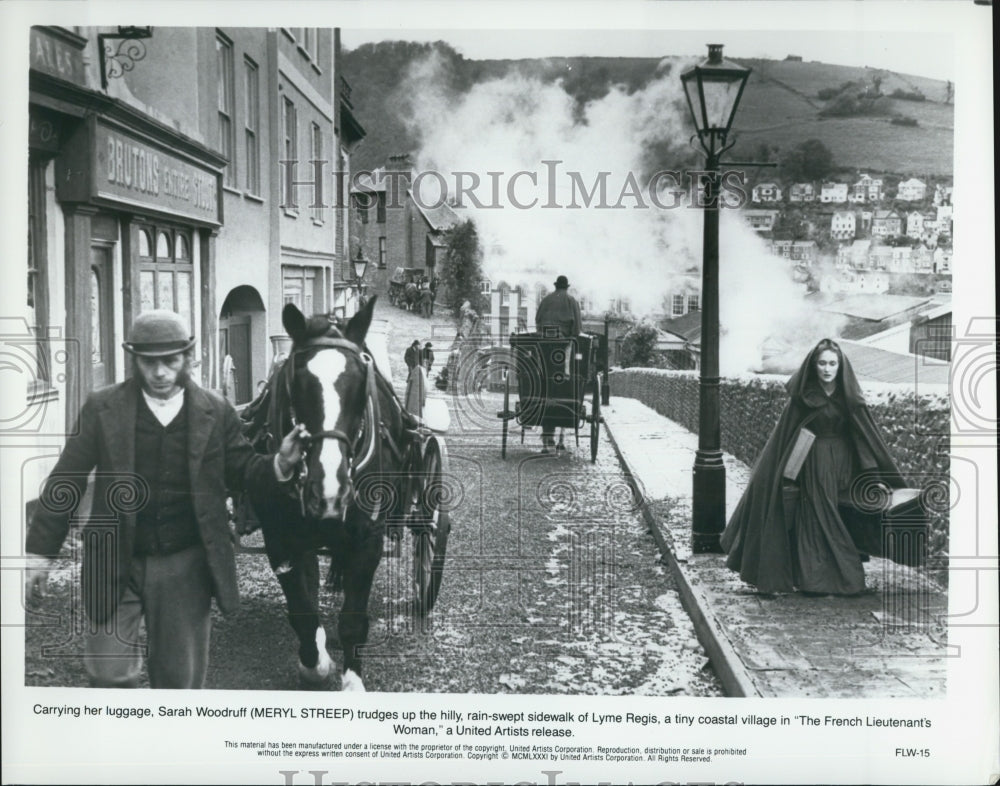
[681,44,751,553]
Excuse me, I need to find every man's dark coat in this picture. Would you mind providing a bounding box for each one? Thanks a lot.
[27,377,280,623]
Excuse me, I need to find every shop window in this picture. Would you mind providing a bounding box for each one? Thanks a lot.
[90,271,102,363]
[27,156,51,386]
[378,237,386,269]
[90,246,115,389]
[136,222,195,332]
[175,234,190,260]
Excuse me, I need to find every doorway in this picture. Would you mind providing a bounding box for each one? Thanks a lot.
[90,243,115,389]
[219,314,251,405]
[219,285,265,407]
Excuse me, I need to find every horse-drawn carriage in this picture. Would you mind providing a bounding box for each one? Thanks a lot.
[496,329,606,462]
[388,267,431,310]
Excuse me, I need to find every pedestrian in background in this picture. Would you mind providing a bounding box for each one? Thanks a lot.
[422,342,435,373]
[404,339,420,379]
[428,279,438,315]
[420,288,434,318]
[534,275,583,452]
[24,310,307,688]
[720,338,906,596]
[405,353,427,417]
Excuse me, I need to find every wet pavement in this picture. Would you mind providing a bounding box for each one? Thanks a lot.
[602,396,949,698]
[359,305,724,695]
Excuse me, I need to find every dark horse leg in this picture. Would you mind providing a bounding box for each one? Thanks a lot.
[337,517,385,691]
[267,539,333,686]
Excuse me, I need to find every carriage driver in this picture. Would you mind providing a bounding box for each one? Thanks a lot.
[534,275,583,452]
[24,310,308,689]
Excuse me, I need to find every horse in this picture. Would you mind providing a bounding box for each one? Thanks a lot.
[403,281,422,312]
[245,297,412,691]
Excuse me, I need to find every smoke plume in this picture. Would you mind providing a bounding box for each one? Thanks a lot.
[394,49,845,373]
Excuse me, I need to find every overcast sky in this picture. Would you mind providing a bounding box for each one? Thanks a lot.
[340,28,954,82]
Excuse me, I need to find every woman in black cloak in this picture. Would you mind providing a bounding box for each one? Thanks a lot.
[720,339,907,596]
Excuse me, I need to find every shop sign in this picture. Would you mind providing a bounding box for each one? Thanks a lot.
[30,27,86,87]
[94,122,220,225]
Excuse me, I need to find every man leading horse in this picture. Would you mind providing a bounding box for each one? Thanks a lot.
[24,310,306,689]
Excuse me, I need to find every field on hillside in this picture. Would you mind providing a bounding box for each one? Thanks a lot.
[732,113,953,177]
[753,59,950,104]
[344,44,955,178]
[731,61,953,176]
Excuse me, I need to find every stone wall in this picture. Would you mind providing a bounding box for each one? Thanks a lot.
[610,368,950,571]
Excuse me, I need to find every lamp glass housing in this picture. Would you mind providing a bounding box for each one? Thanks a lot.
[680,44,751,147]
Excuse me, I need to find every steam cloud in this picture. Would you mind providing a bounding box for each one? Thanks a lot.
[394,50,845,373]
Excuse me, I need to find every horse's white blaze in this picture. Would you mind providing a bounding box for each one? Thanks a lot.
[341,668,365,692]
[306,351,349,509]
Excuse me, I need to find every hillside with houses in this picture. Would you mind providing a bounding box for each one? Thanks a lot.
[741,173,953,295]
[343,43,955,381]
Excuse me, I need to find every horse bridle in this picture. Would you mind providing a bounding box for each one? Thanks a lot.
[280,336,383,521]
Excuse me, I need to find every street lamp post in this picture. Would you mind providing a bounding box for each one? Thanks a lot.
[680,44,751,553]
[352,246,369,310]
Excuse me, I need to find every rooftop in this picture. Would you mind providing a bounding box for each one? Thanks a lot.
[761,339,950,386]
[411,196,462,232]
[659,310,703,344]
[817,293,931,322]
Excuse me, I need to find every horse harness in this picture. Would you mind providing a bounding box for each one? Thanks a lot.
[271,335,410,522]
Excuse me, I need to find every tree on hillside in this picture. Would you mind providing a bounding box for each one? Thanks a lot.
[870,71,885,96]
[438,219,488,319]
[619,322,663,369]
[779,138,834,182]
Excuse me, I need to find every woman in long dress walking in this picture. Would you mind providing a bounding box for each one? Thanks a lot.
[720,339,907,596]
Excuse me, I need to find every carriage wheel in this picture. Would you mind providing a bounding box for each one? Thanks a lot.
[590,377,602,463]
[412,436,451,616]
[501,371,510,459]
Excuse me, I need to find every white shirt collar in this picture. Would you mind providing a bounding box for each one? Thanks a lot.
[141,387,185,426]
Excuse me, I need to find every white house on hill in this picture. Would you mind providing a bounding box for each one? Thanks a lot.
[820,182,848,203]
[897,178,927,201]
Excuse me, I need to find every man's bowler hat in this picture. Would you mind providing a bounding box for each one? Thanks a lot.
[123,310,196,357]
[554,275,570,289]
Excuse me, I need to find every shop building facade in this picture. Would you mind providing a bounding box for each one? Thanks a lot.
[20,25,363,503]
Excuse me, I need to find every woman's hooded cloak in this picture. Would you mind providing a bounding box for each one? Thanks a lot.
[719,341,907,593]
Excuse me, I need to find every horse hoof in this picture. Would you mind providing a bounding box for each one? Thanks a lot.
[341,669,366,692]
[298,627,333,685]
